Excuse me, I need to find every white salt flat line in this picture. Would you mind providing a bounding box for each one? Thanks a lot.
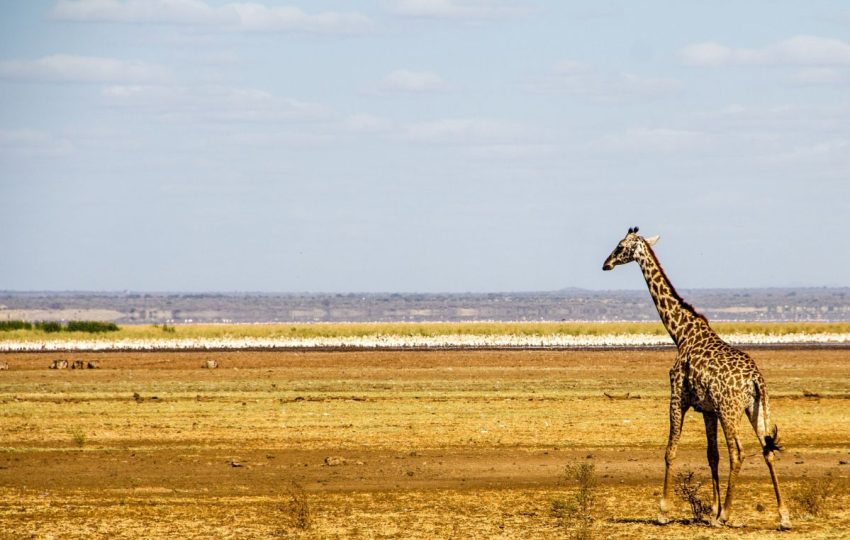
[1,333,849,351]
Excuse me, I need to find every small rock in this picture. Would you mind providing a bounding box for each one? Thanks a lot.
[839,460,848,465]
[324,456,346,467]
[71,360,85,369]
[0,362,9,370]
[132,392,142,402]
[49,359,69,369]
[203,360,219,369]
[229,460,242,468]
[87,361,100,369]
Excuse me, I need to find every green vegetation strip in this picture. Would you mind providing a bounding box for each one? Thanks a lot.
[1,320,849,342]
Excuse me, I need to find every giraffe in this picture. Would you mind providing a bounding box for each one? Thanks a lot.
[602,227,791,531]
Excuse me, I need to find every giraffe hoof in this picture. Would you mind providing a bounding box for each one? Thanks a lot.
[708,517,723,528]
[656,514,670,525]
[779,518,792,531]
[724,521,744,529]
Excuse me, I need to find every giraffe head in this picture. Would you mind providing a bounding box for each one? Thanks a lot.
[602,226,659,271]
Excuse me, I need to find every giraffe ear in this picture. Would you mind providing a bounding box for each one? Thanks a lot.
[644,235,660,246]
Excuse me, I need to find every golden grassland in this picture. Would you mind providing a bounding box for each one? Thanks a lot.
[2,320,850,343]
[1,349,849,538]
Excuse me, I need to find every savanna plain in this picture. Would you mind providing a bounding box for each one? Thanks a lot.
[1,347,849,539]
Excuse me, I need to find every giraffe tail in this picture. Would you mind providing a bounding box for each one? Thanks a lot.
[764,425,783,454]
[757,379,784,455]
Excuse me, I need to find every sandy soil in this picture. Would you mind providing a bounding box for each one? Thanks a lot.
[1,349,849,539]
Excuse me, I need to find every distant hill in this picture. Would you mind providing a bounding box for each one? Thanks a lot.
[1,288,848,324]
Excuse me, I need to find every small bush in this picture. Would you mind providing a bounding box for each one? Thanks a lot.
[0,320,32,331]
[69,428,87,448]
[281,482,312,531]
[673,470,712,523]
[552,462,598,540]
[160,323,176,333]
[792,477,836,518]
[66,320,119,333]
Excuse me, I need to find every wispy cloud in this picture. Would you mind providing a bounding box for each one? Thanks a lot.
[102,84,331,124]
[404,118,526,144]
[788,67,847,85]
[0,129,74,157]
[341,114,393,133]
[386,0,534,20]
[529,60,682,103]
[0,54,167,84]
[51,0,373,34]
[376,69,451,94]
[680,35,850,67]
[588,127,711,155]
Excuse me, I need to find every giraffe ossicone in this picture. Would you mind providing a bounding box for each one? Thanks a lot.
[602,227,791,531]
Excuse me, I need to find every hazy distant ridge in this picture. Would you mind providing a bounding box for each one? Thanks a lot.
[1,289,848,324]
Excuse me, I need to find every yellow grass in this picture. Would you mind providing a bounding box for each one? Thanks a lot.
[1,320,849,343]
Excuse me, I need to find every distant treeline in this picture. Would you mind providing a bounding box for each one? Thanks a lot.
[0,320,119,333]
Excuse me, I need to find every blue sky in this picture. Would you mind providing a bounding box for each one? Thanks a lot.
[1,1,849,292]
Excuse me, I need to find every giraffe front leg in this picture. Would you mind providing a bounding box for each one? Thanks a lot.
[658,399,686,525]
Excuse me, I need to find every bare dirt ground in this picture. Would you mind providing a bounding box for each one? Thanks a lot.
[1,349,849,539]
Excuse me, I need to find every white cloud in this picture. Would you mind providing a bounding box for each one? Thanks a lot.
[681,35,850,67]
[0,54,167,84]
[377,69,451,94]
[102,84,331,124]
[387,0,533,19]
[51,0,373,34]
[228,4,372,33]
[530,60,681,103]
[51,0,229,24]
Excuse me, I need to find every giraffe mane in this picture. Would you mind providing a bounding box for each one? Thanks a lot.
[642,239,709,325]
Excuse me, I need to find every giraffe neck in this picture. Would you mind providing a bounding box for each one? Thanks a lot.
[634,241,706,346]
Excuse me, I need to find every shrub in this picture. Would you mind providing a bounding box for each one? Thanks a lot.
[66,320,119,333]
[552,462,598,540]
[673,470,712,523]
[69,428,87,448]
[35,321,62,333]
[0,320,32,331]
[281,482,312,531]
[791,477,836,518]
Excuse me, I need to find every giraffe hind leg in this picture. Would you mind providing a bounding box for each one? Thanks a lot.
[746,401,791,530]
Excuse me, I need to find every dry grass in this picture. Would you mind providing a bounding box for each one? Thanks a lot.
[1,348,849,538]
[791,477,838,518]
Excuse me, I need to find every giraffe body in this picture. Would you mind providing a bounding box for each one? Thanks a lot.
[603,227,790,530]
